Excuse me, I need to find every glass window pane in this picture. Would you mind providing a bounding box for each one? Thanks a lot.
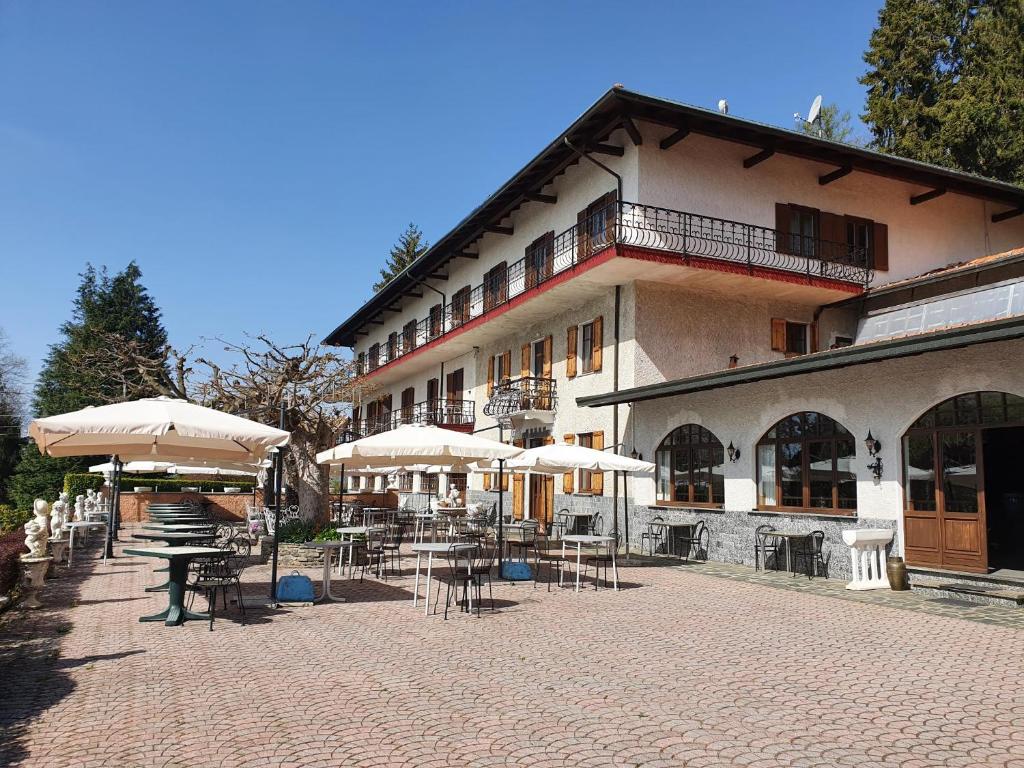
[1007,394,1024,422]
[904,434,936,511]
[942,432,978,514]
[711,443,725,504]
[673,449,690,502]
[835,438,856,509]
[758,444,776,506]
[954,393,979,427]
[980,391,1006,423]
[656,450,671,501]
[693,446,710,503]
[808,440,833,508]
[780,442,803,507]
[935,398,956,427]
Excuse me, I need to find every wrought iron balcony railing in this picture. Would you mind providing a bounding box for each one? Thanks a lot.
[339,399,475,443]
[483,377,557,418]
[356,201,872,375]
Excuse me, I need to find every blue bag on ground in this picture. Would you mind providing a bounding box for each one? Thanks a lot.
[277,570,315,602]
[501,561,533,580]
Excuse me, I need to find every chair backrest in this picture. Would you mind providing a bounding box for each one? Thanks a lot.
[809,530,825,554]
[755,524,775,540]
[589,513,603,535]
[649,515,664,529]
[518,519,539,543]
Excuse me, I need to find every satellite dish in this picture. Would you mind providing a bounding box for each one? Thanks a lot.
[807,94,822,125]
[717,99,729,115]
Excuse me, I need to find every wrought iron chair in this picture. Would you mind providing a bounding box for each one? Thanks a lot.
[435,539,496,619]
[583,531,618,590]
[640,515,665,556]
[550,509,570,540]
[506,520,541,576]
[376,522,404,579]
[588,513,603,536]
[754,524,781,571]
[674,520,709,563]
[188,550,247,631]
[792,530,828,578]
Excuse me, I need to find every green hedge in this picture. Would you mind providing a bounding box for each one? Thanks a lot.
[0,505,31,534]
[63,473,106,502]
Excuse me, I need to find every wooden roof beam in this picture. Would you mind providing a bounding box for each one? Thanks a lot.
[525,192,557,204]
[992,206,1024,223]
[454,251,479,259]
[910,188,947,206]
[485,224,514,236]
[385,306,402,313]
[659,126,691,150]
[621,116,643,146]
[587,143,624,157]
[429,273,449,280]
[819,165,853,186]
[743,148,775,169]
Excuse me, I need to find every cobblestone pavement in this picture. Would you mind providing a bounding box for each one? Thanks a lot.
[2,535,1023,768]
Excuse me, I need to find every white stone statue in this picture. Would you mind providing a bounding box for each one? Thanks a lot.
[50,493,68,539]
[25,500,50,558]
[74,494,86,522]
[447,486,462,507]
[84,489,97,516]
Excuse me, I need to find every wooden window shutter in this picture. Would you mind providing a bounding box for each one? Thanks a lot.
[592,316,603,372]
[562,433,575,493]
[592,431,605,494]
[771,318,787,352]
[501,350,511,381]
[577,208,589,260]
[775,203,791,254]
[544,435,555,445]
[521,343,530,378]
[542,336,552,378]
[445,372,454,401]
[511,437,525,516]
[487,355,495,396]
[820,212,844,261]
[872,222,889,271]
[483,471,491,491]
[566,325,578,378]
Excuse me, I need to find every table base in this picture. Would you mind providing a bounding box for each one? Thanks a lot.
[139,606,210,626]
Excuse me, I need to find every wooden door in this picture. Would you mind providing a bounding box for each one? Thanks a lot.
[903,428,987,572]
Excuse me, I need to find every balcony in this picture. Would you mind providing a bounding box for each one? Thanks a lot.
[356,201,873,376]
[341,398,475,443]
[483,377,557,431]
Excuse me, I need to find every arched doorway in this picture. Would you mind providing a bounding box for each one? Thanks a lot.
[902,392,1024,573]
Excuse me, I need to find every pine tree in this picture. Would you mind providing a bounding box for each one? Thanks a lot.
[860,0,1024,184]
[10,262,169,508]
[373,223,429,293]
[0,329,25,504]
[798,103,860,144]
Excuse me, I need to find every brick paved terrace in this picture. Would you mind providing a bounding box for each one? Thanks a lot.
[2,531,1024,768]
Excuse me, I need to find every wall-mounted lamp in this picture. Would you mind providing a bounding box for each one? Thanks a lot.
[865,430,883,479]
[630,447,643,461]
[727,441,741,462]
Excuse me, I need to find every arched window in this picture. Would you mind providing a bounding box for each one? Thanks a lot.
[757,412,856,512]
[655,425,725,506]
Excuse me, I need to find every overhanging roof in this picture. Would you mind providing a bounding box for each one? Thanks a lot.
[577,315,1024,407]
[324,87,1024,347]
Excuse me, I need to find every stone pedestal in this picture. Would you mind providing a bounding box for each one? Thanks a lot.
[20,556,53,609]
[841,529,894,590]
[48,539,69,574]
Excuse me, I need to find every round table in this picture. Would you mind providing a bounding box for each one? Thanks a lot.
[124,546,226,626]
[302,541,356,602]
[410,542,475,616]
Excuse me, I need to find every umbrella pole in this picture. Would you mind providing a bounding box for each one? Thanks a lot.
[111,457,121,542]
[624,471,631,560]
[497,458,505,578]
[339,463,346,526]
[269,446,283,604]
[612,470,620,553]
[104,455,120,558]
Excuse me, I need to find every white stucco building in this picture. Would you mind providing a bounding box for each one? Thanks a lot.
[324,87,1024,586]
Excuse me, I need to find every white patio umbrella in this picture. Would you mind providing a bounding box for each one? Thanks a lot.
[88,460,176,475]
[317,423,523,571]
[29,396,289,565]
[501,443,655,552]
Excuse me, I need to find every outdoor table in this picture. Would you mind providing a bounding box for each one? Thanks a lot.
[650,521,695,557]
[302,540,356,602]
[142,523,217,532]
[64,521,108,567]
[562,534,619,592]
[85,511,109,523]
[124,546,226,626]
[131,531,218,591]
[413,512,436,543]
[335,526,386,576]
[361,507,397,527]
[410,541,475,616]
[767,530,816,577]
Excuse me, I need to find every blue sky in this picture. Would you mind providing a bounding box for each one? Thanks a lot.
[0,1,882,397]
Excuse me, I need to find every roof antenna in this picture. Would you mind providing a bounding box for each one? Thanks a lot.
[794,94,823,135]
[717,99,729,115]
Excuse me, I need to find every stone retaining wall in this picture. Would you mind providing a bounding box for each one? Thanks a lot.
[118,492,254,522]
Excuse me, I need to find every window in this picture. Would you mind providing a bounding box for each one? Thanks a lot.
[483,262,507,311]
[448,473,467,495]
[356,352,366,375]
[525,231,554,289]
[578,433,595,491]
[368,343,380,371]
[655,425,725,506]
[493,352,509,383]
[402,320,417,353]
[831,335,854,349]
[428,304,443,340]
[846,218,872,263]
[400,387,415,424]
[771,318,809,356]
[422,473,439,495]
[777,202,887,270]
[575,318,603,374]
[578,192,617,259]
[387,332,398,362]
[397,471,412,493]
[451,285,471,327]
[531,339,546,378]
[757,412,856,512]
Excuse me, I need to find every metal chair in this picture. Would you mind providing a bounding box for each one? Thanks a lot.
[588,513,603,536]
[674,520,709,563]
[435,539,496,619]
[583,532,618,590]
[754,524,781,571]
[506,520,541,578]
[188,551,247,631]
[550,509,570,540]
[640,515,665,556]
[376,522,404,579]
[792,530,828,578]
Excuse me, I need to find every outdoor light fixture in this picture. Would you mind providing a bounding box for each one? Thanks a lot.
[865,431,883,479]
[727,441,740,462]
[630,447,643,461]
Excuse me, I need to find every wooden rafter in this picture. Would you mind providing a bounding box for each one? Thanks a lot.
[910,188,947,206]
[525,192,557,204]
[485,225,514,236]
[621,116,643,146]
[992,207,1024,223]
[587,143,624,157]
[819,165,853,186]
[743,148,775,169]
[659,126,690,150]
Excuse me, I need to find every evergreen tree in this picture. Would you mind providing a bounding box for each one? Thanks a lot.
[0,329,25,504]
[373,223,429,293]
[10,262,168,507]
[861,0,1024,184]
[798,103,860,144]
